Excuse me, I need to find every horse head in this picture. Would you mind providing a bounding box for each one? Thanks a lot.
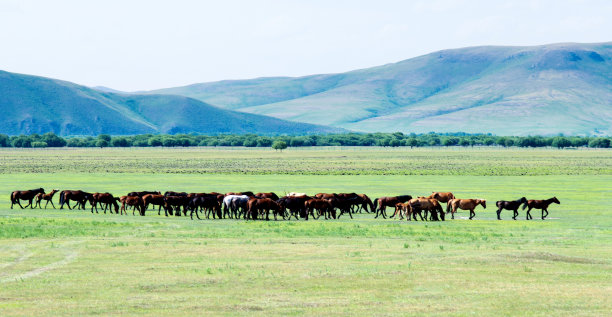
[479,199,487,208]
[552,197,560,204]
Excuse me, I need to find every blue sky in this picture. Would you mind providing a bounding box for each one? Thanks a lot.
[0,0,610,90]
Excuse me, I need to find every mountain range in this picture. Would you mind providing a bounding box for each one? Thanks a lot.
[148,42,612,136]
[0,70,342,136]
[1,42,611,136]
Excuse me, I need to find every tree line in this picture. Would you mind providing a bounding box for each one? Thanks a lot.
[0,132,610,149]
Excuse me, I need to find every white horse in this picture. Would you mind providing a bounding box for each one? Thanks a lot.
[223,195,250,218]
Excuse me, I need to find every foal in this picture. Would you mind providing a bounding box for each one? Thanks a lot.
[34,189,59,209]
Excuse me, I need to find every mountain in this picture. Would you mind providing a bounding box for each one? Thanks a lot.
[0,70,343,136]
[149,42,612,136]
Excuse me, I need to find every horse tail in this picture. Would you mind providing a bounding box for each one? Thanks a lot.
[521,201,528,210]
[59,191,65,205]
[10,192,15,204]
[373,198,379,211]
[496,201,502,208]
[446,200,452,213]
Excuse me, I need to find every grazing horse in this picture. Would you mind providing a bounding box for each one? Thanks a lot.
[246,198,282,221]
[223,195,250,219]
[522,197,560,220]
[305,198,333,220]
[188,196,221,220]
[164,196,190,217]
[143,194,167,216]
[286,192,307,197]
[356,194,375,213]
[128,191,160,197]
[428,192,455,209]
[256,192,279,200]
[410,198,445,221]
[373,195,412,219]
[34,189,59,209]
[90,193,119,214]
[59,190,92,210]
[447,199,486,220]
[496,197,528,220]
[277,195,311,220]
[10,188,45,209]
[164,191,188,197]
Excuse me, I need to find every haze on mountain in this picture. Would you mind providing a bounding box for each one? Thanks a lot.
[149,42,612,136]
[0,70,343,136]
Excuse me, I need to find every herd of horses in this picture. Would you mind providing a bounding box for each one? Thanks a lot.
[9,188,561,221]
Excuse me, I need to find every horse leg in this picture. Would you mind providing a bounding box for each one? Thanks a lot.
[469,209,475,220]
[526,207,532,220]
[496,207,502,220]
[512,208,518,220]
[542,208,548,220]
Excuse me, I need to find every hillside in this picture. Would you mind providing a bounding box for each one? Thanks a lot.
[150,42,612,136]
[0,71,342,136]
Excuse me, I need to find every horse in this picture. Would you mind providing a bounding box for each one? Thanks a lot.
[496,197,528,220]
[373,195,412,219]
[120,196,145,216]
[10,188,45,209]
[256,192,279,200]
[305,198,333,220]
[356,194,375,213]
[164,191,188,197]
[128,191,161,197]
[246,198,282,221]
[286,192,307,197]
[408,198,444,221]
[90,192,119,214]
[223,195,250,219]
[522,197,560,220]
[188,196,221,220]
[447,199,486,220]
[428,192,455,209]
[142,194,167,216]
[34,189,59,209]
[59,190,92,210]
[277,195,311,220]
[164,195,190,217]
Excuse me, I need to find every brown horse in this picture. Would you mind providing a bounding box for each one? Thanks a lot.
[256,192,279,200]
[10,188,45,209]
[120,196,145,216]
[34,189,59,209]
[374,195,412,219]
[305,198,334,220]
[412,198,445,221]
[143,194,167,216]
[59,190,92,210]
[428,192,455,209]
[447,199,486,220]
[522,197,560,220]
[90,193,119,214]
[246,198,282,221]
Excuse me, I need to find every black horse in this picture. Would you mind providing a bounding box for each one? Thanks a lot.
[495,197,528,220]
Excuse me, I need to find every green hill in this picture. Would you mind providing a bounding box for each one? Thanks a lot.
[0,71,343,136]
[150,42,612,136]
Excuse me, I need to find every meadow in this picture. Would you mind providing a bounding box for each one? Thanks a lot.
[0,147,611,316]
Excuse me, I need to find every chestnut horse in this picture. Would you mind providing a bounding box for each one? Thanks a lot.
[447,199,486,220]
[10,188,45,209]
[522,197,560,220]
[373,195,412,219]
[34,189,59,209]
[495,197,527,220]
[428,192,455,209]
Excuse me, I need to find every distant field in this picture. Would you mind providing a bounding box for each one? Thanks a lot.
[0,147,611,316]
[1,146,611,175]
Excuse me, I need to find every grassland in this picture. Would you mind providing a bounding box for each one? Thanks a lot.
[0,147,611,316]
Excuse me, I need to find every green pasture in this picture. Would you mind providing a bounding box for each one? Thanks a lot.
[0,147,611,316]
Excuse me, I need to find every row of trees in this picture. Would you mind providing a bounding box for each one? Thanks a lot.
[0,132,610,149]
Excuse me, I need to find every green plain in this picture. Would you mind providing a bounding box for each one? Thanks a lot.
[0,147,610,316]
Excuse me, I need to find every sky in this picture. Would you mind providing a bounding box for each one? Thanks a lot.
[0,0,611,91]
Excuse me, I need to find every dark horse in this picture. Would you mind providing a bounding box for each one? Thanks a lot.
[522,197,560,220]
[373,195,412,219]
[495,197,528,220]
[59,190,92,210]
[10,188,45,209]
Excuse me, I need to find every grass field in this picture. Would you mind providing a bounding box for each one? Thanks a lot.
[0,147,611,316]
